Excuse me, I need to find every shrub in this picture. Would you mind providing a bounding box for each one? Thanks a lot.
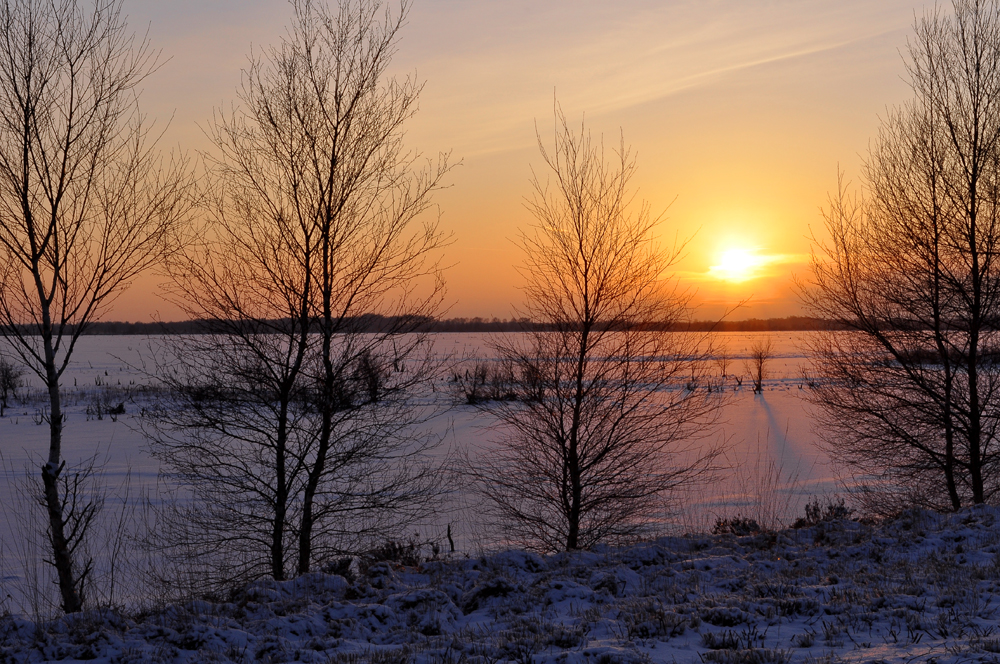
[793,497,853,529]
[0,356,22,415]
[452,361,520,404]
[712,516,762,536]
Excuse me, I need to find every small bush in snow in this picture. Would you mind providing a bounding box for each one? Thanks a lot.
[450,361,521,405]
[793,496,853,528]
[701,606,752,627]
[712,517,762,537]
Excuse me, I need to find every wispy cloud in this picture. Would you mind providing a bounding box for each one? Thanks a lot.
[396,0,914,156]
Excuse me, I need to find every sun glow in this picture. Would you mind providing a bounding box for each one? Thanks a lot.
[708,248,769,283]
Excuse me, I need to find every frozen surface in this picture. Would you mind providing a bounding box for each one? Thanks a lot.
[1,333,838,617]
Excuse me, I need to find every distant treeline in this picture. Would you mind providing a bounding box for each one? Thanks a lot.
[2,315,847,335]
[420,315,846,332]
[680,316,849,332]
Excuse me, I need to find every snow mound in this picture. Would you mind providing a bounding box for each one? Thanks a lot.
[3,507,1000,663]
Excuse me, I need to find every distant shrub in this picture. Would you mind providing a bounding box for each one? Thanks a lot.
[84,388,128,422]
[322,557,357,582]
[702,630,741,650]
[701,625,768,652]
[451,361,521,404]
[793,497,853,529]
[328,646,413,664]
[352,349,391,403]
[0,356,23,415]
[712,516,762,536]
[543,624,589,649]
[700,607,751,627]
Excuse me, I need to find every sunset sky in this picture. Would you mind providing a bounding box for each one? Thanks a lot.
[114,0,923,322]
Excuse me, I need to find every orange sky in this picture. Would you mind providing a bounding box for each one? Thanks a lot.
[110,0,923,322]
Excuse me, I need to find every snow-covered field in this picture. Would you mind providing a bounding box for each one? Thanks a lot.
[0,333,884,662]
[3,505,1000,663]
[0,332,833,546]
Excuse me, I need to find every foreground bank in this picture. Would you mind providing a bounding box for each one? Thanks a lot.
[2,506,1000,663]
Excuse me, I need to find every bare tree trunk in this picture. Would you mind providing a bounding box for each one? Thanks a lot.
[968,328,985,503]
[944,423,960,509]
[34,299,82,611]
[40,374,80,612]
[297,433,326,575]
[925,179,962,510]
[565,320,591,551]
[271,405,290,581]
[967,97,986,504]
[296,212,338,574]
[933,280,961,509]
[297,311,335,576]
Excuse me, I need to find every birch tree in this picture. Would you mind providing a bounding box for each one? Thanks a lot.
[803,0,1000,513]
[148,0,450,587]
[469,107,722,552]
[0,0,189,612]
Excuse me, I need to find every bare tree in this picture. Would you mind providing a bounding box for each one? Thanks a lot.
[0,0,190,612]
[801,0,1000,513]
[745,337,774,394]
[147,0,450,587]
[275,0,450,576]
[715,348,731,380]
[144,322,315,586]
[468,107,722,552]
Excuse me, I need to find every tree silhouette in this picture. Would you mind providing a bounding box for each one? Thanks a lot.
[0,0,190,612]
[147,0,450,588]
[802,0,1000,513]
[468,106,722,552]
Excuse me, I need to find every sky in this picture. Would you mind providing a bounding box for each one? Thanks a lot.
[111,0,925,322]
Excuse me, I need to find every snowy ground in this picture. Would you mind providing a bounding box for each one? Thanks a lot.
[1,332,845,624]
[2,506,1000,663]
[0,333,836,538]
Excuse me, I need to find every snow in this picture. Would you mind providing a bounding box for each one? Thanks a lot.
[0,332,833,551]
[2,506,1000,662]
[5,331,973,662]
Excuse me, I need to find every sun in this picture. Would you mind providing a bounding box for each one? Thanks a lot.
[708,248,768,283]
